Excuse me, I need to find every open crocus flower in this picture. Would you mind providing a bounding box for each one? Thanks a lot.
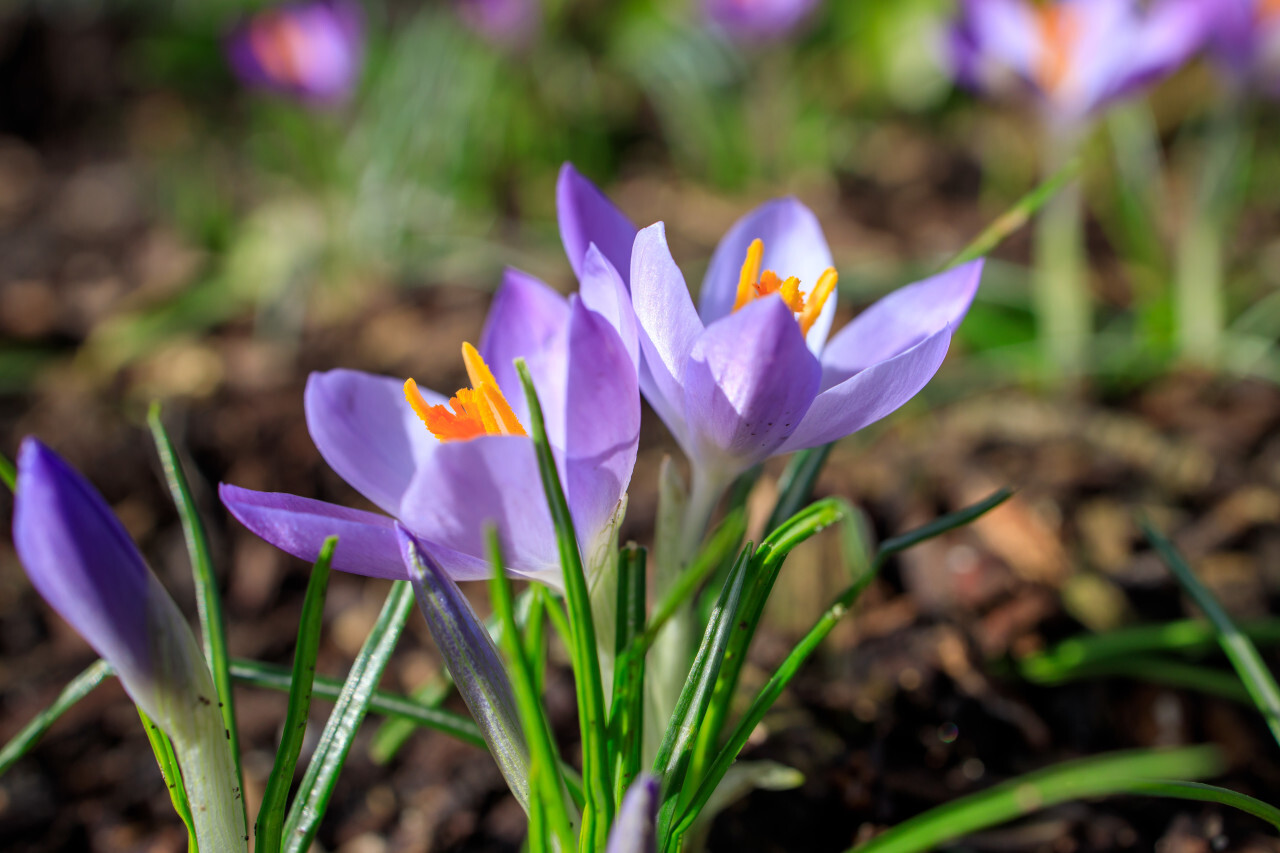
[12,440,247,852]
[704,0,823,41]
[226,0,364,104]
[1208,0,1280,92]
[948,0,1210,121]
[621,205,983,505]
[220,265,639,591]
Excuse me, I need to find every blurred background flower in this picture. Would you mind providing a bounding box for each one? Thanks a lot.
[226,0,364,104]
[456,0,541,48]
[703,0,823,41]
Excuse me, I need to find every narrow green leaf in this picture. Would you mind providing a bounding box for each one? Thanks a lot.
[281,581,414,853]
[230,659,485,748]
[1143,518,1280,749]
[140,706,198,851]
[147,403,243,819]
[654,546,752,846]
[523,586,550,697]
[368,676,453,765]
[764,444,833,535]
[849,746,1223,853]
[675,489,1013,840]
[515,357,613,848]
[610,544,648,805]
[1022,654,1254,705]
[0,659,112,776]
[488,529,576,852]
[942,157,1083,271]
[0,450,15,493]
[1126,780,1280,830]
[255,537,335,853]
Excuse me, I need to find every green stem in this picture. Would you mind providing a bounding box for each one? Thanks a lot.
[1034,126,1088,379]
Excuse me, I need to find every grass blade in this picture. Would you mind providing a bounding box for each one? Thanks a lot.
[942,157,1083,271]
[488,529,576,852]
[515,357,613,848]
[1127,780,1280,830]
[653,546,752,846]
[148,403,243,817]
[674,490,1013,841]
[255,537,335,853]
[0,659,112,776]
[1143,518,1280,749]
[1021,655,1253,705]
[281,581,414,853]
[611,544,648,805]
[0,450,15,492]
[139,706,198,851]
[764,444,833,535]
[368,675,453,764]
[230,659,484,747]
[850,746,1223,853]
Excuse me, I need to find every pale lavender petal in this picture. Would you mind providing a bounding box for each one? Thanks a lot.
[398,435,561,586]
[781,325,955,452]
[605,774,660,853]
[631,223,706,448]
[219,484,408,580]
[558,162,638,287]
[479,266,570,415]
[682,296,821,473]
[399,527,531,808]
[819,259,983,391]
[699,198,836,352]
[957,0,1041,83]
[13,439,152,692]
[561,298,641,558]
[578,244,639,369]
[305,369,441,516]
[1090,0,1211,109]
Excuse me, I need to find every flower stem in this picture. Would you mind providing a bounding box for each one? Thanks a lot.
[1034,124,1088,379]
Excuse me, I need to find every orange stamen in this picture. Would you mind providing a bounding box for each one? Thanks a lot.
[405,344,527,442]
[1035,6,1080,94]
[1262,0,1280,21]
[732,238,835,335]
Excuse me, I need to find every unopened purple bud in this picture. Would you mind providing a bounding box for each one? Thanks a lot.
[226,0,364,104]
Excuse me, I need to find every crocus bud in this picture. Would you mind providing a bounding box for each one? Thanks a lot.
[226,0,364,104]
[704,0,822,42]
[12,438,247,851]
[606,775,660,853]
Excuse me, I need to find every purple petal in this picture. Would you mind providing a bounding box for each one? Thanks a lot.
[456,0,541,48]
[479,267,570,416]
[398,526,531,807]
[398,436,561,586]
[819,259,983,390]
[305,369,442,516]
[605,774,660,853]
[631,223,706,447]
[699,198,836,352]
[578,244,639,369]
[13,439,152,692]
[561,298,641,560]
[682,296,821,473]
[781,324,956,452]
[219,484,408,580]
[558,162,638,287]
[225,0,364,105]
[1091,0,1212,109]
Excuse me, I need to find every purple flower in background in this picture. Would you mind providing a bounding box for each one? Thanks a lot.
[704,0,822,41]
[12,440,247,851]
[456,0,540,48]
[558,165,983,500]
[226,0,363,104]
[605,775,660,853]
[948,0,1211,121]
[221,265,639,590]
[1207,0,1280,91]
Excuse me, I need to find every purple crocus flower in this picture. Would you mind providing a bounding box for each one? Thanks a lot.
[12,439,247,851]
[559,166,983,508]
[1207,0,1280,91]
[605,775,660,853]
[226,0,363,104]
[948,0,1211,121]
[220,265,640,591]
[703,0,822,41]
[456,0,540,48]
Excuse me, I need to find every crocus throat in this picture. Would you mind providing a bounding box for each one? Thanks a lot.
[1261,0,1280,22]
[405,343,527,442]
[1034,5,1081,94]
[732,237,837,336]
[248,12,312,87]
